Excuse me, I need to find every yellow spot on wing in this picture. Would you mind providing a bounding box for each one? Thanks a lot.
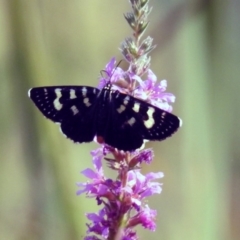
[133,102,140,113]
[144,107,155,129]
[53,88,63,110]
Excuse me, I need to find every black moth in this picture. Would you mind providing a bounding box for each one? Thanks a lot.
[28,83,181,151]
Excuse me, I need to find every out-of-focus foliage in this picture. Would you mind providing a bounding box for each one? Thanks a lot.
[0,0,239,239]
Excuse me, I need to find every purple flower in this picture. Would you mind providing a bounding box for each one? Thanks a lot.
[76,147,108,197]
[134,69,176,112]
[128,205,157,231]
[123,170,163,207]
[85,208,110,238]
[129,148,154,166]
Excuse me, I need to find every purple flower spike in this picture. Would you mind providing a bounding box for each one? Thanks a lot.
[77,1,181,239]
[78,145,163,239]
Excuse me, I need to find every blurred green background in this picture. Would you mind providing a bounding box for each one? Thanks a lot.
[0,0,239,239]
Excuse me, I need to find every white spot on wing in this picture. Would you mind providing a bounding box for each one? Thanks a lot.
[178,117,183,127]
[144,107,155,129]
[53,88,63,110]
[83,97,91,107]
[123,96,130,105]
[28,89,32,98]
[117,105,126,113]
[70,89,77,99]
[127,117,136,126]
[82,87,87,97]
[71,105,79,115]
[59,125,67,138]
[133,102,140,113]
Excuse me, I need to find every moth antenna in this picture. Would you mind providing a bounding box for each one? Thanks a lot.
[116,60,123,68]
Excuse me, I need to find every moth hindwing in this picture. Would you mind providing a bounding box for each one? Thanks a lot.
[29,85,181,151]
